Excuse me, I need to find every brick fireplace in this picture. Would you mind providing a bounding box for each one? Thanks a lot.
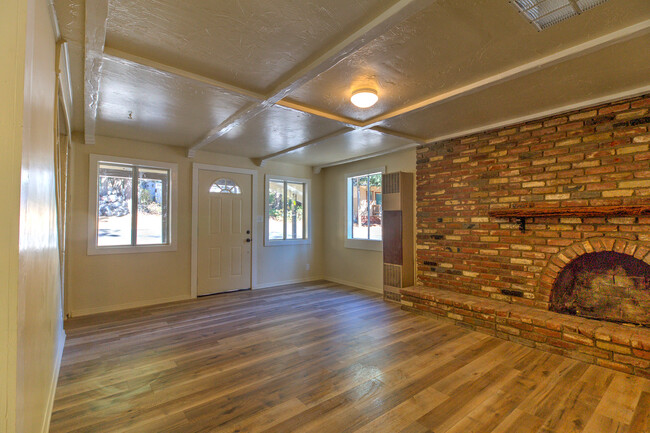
[403,94,650,376]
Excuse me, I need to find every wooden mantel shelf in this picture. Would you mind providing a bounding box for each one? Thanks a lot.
[488,205,650,232]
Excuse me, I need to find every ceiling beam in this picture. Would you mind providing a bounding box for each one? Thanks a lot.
[94,12,649,166]
[100,47,427,162]
[187,0,437,155]
[361,19,650,127]
[369,127,425,144]
[276,100,363,129]
[83,0,108,144]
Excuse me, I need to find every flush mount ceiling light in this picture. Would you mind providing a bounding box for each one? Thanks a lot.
[351,89,379,108]
[511,0,609,30]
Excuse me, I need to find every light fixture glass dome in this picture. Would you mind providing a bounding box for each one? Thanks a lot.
[350,89,378,108]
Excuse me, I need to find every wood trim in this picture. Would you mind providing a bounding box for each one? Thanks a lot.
[489,205,650,219]
[254,276,324,289]
[69,295,190,318]
[86,154,179,256]
[323,277,382,294]
[40,330,65,433]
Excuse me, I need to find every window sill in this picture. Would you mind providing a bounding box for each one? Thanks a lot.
[87,244,177,255]
[264,238,311,247]
[344,238,383,251]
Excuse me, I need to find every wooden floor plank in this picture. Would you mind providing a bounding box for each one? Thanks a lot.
[50,281,650,433]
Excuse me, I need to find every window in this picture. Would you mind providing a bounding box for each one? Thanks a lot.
[210,178,241,194]
[346,168,384,251]
[88,154,177,254]
[265,175,310,245]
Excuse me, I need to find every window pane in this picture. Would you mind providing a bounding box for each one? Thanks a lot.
[286,182,304,239]
[351,175,369,239]
[137,167,169,245]
[368,173,382,240]
[268,180,284,240]
[210,178,241,194]
[97,163,133,246]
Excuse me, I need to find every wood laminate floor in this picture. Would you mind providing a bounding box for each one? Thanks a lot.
[51,281,650,433]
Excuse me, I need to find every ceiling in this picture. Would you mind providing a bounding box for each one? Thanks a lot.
[53,0,650,169]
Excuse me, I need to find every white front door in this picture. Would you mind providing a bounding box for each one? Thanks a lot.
[197,169,252,296]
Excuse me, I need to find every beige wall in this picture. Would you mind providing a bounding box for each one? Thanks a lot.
[0,0,27,430]
[0,0,66,432]
[322,148,416,292]
[66,135,323,316]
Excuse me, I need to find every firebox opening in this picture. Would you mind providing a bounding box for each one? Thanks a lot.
[550,251,650,326]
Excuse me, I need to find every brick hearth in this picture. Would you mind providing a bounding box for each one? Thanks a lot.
[401,285,650,376]
[411,93,650,376]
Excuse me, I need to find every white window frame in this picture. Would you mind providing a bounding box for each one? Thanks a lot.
[87,154,178,255]
[345,167,385,251]
[264,174,311,246]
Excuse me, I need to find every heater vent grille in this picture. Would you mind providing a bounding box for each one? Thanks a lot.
[383,173,401,194]
[511,0,608,30]
[384,263,403,288]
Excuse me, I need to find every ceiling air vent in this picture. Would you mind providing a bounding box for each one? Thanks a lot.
[511,0,609,30]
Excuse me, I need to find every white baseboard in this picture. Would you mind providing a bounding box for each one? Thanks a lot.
[69,294,191,317]
[324,277,383,294]
[254,276,325,290]
[41,328,65,433]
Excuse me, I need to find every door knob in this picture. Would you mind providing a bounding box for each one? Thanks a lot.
[246,238,251,243]
[246,229,251,234]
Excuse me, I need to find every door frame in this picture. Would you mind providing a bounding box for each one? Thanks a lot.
[191,163,258,298]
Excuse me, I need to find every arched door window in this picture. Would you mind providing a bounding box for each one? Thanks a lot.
[210,178,241,194]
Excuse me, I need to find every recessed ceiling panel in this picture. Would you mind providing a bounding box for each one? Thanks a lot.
[381,35,650,142]
[106,0,396,93]
[277,129,414,166]
[286,0,650,122]
[96,57,253,146]
[202,105,345,158]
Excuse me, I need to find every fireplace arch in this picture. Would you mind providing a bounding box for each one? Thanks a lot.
[541,238,650,325]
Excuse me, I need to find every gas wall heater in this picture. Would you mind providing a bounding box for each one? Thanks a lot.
[381,171,414,303]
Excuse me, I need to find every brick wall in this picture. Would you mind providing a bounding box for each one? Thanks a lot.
[416,94,650,309]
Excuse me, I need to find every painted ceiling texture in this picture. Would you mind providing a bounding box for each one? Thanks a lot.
[53,0,650,170]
